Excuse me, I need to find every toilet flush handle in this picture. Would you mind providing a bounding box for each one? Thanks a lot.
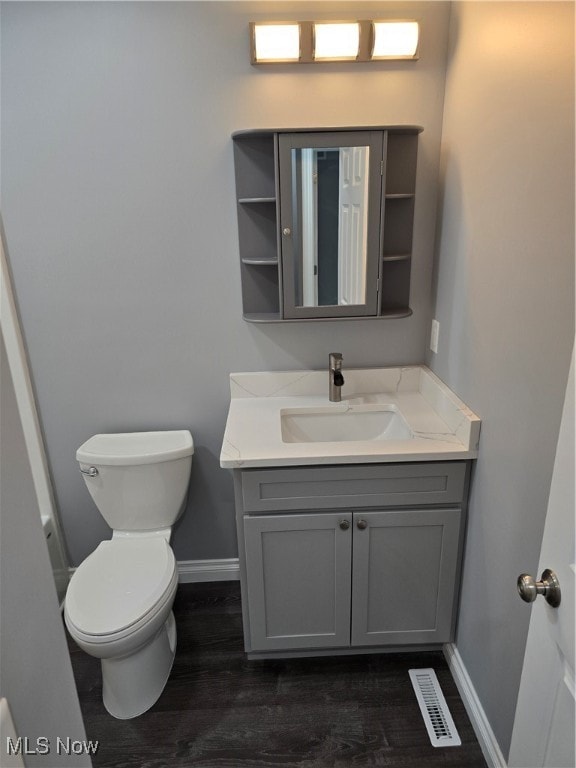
[79,466,99,478]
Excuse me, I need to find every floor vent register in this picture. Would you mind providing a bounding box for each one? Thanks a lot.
[408,668,462,748]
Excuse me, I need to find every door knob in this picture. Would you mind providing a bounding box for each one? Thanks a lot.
[339,520,350,530]
[357,519,368,530]
[517,569,561,607]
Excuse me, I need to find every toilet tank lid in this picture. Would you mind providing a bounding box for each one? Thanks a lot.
[77,430,194,466]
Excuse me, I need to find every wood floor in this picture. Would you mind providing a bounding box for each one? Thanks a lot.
[69,581,488,768]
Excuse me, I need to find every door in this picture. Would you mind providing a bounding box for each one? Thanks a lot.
[1,240,69,601]
[351,509,461,646]
[299,148,318,306]
[338,145,369,306]
[508,348,575,768]
[244,513,352,651]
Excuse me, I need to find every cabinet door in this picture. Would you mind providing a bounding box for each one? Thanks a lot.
[351,509,461,646]
[279,131,384,319]
[244,513,352,651]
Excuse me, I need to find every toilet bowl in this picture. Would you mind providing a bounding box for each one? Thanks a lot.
[64,430,193,719]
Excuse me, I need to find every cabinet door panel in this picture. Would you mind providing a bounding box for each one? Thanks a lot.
[351,509,461,646]
[279,131,384,319]
[244,513,352,651]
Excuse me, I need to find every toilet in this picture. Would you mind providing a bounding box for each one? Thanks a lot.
[64,430,193,719]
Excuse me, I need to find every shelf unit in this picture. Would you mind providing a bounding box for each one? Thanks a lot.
[232,127,421,322]
[233,133,282,319]
[379,131,419,316]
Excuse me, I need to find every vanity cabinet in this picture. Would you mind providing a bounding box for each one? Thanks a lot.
[234,461,470,658]
[232,126,421,322]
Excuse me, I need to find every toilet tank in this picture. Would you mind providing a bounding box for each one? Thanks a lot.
[76,431,194,532]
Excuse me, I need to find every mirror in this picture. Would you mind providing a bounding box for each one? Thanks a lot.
[279,131,383,319]
[291,146,370,308]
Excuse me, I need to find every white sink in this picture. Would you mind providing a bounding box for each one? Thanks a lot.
[281,404,413,444]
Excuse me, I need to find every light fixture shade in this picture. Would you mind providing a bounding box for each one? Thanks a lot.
[372,21,419,59]
[251,23,300,63]
[313,22,360,61]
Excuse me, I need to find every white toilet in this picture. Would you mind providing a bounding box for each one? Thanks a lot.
[64,430,193,719]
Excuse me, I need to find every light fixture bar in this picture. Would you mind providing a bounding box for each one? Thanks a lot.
[249,19,419,64]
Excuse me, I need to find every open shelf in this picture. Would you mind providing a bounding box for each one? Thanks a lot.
[243,311,413,323]
[380,307,413,319]
[379,131,417,317]
[238,197,276,205]
[382,253,411,263]
[243,312,282,323]
[379,257,411,314]
[241,258,279,266]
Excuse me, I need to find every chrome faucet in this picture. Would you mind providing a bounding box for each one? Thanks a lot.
[329,353,344,402]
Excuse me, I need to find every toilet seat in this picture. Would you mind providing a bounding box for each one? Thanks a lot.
[65,538,177,641]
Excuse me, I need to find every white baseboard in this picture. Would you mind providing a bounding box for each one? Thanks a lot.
[68,558,240,585]
[443,643,507,768]
[177,558,240,583]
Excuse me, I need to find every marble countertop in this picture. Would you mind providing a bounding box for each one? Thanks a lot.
[220,366,481,469]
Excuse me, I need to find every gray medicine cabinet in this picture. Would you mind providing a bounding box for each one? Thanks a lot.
[232,126,422,322]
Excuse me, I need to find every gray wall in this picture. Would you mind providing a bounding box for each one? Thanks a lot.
[429,2,574,758]
[0,335,91,767]
[1,1,451,565]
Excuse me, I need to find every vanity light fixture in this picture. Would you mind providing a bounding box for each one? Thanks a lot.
[313,22,360,61]
[371,21,419,59]
[250,22,301,63]
[250,20,419,64]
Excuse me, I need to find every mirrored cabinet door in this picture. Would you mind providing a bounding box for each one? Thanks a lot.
[279,131,384,319]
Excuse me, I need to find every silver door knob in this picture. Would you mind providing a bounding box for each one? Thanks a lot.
[517,569,561,607]
[282,227,291,236]
[339,520,350,530]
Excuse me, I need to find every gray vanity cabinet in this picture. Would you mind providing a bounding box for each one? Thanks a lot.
[235,461,470,658]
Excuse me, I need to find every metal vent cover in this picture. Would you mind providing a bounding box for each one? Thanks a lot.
[409,668,462,747]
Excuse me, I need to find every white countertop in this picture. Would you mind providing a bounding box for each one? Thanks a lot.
[220,366,481,468]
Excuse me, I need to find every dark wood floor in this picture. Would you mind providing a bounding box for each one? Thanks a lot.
[68,581,487,768]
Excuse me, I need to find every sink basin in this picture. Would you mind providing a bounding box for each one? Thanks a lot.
[280,404,413,444]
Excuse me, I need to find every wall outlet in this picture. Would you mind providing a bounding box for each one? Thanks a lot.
[430,319,440,354]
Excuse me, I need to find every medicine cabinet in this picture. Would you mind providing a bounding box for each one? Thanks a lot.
[232,126,421,322]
